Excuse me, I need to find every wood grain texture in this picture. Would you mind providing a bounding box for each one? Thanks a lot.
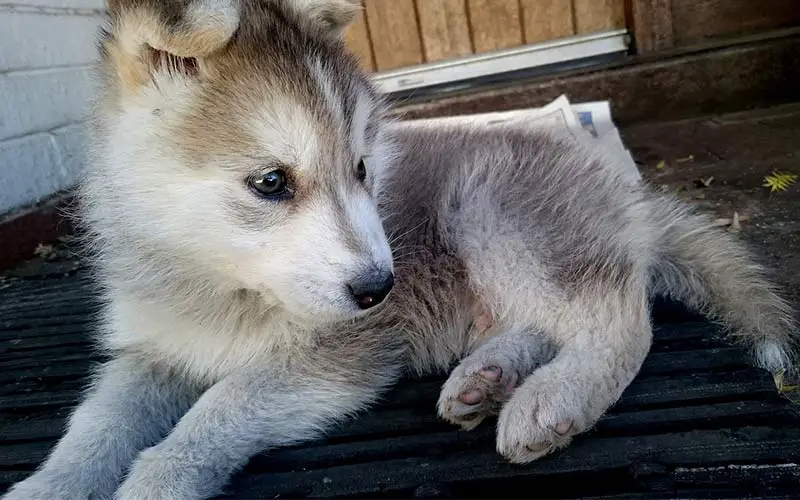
[671,0,800,46]
[364,0,423,71]
[467,0,522,53]
[416,0,473,62]
[630,0,674,54]
[573,0,626,34]
[519,0,574,44]
[342,2,375,71]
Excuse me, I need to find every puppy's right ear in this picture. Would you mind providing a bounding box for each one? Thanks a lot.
[102,0,240,89]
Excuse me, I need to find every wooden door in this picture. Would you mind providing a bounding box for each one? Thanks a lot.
[343,0,626,72]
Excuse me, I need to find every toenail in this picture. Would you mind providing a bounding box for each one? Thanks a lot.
[525,442,551,453]
[504,371,519,391]
[479,366,502,381]
[458,390,484,405]
[554,422,573,436]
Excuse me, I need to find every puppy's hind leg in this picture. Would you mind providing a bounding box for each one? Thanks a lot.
[496,284,652,464]
[2,355,198,500]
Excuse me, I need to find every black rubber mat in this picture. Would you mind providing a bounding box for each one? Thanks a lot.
[1,262,799,499]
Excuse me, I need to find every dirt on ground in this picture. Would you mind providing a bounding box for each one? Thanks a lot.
[624,103,800,306]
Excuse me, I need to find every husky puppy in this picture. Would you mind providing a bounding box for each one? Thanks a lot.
[4,1,797,499]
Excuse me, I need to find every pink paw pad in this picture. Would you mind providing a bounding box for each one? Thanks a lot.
[458,390,484,405]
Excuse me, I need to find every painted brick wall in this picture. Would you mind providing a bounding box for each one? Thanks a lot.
[0,1,104,215]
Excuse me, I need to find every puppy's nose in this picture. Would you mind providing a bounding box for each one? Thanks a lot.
[348,271,394,310]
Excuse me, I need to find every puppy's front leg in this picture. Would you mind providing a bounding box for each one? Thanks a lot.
[114,362,397,500]
[3,356,198,500]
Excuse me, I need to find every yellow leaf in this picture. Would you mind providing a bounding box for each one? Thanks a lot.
[762,171,798,192]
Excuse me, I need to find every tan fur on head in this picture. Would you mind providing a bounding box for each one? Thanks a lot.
[104,0,240,88]
[101,1,360,91]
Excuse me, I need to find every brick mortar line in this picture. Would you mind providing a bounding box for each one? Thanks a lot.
[0,3,105,17]
[0,120,87,145]
[0,63,97,77]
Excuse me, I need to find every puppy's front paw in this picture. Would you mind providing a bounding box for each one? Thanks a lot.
[2,478,59,500]
[496,375,591,464]
[437,352,521,430]
[114,447,199,500]
[2,470,107,500]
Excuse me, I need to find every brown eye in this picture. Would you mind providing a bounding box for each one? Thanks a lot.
[249,169,291,199]
[356,158,367,183]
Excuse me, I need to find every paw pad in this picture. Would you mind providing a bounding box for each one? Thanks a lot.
[458,390,484,405]
[439,360,522,431]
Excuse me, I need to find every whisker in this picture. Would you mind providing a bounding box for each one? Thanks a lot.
[388,219,429,246]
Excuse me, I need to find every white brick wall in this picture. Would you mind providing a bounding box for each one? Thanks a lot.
[20,1,104,7]
[0,0,104,215]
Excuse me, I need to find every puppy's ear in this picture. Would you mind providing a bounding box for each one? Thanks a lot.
[102,0,239,89]
[287,0,362,34]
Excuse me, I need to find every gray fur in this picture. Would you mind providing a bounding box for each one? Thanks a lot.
[4,1,797,499]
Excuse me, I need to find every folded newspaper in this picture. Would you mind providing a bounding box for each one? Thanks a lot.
[399,95,641,186]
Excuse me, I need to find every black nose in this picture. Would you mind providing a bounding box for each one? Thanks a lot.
[348,271,394,310]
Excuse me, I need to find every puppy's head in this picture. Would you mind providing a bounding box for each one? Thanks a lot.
[91,0,395,323]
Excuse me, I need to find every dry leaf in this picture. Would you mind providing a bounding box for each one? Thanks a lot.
[730,211,741,232]
[34,243,57,260]
[711,213,749,228]
[774,369,800,403]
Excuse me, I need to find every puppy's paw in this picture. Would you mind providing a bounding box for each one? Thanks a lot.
[496,375,592,464]
[437,352,521,430]
[1,479,58,500]
[2,470,108,500]
[114,446,200,500]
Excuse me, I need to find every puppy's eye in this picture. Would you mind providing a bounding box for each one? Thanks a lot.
[356,158,367,183]
[249,169,291,199]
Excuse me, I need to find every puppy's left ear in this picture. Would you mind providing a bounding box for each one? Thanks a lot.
[288,0,362,34]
